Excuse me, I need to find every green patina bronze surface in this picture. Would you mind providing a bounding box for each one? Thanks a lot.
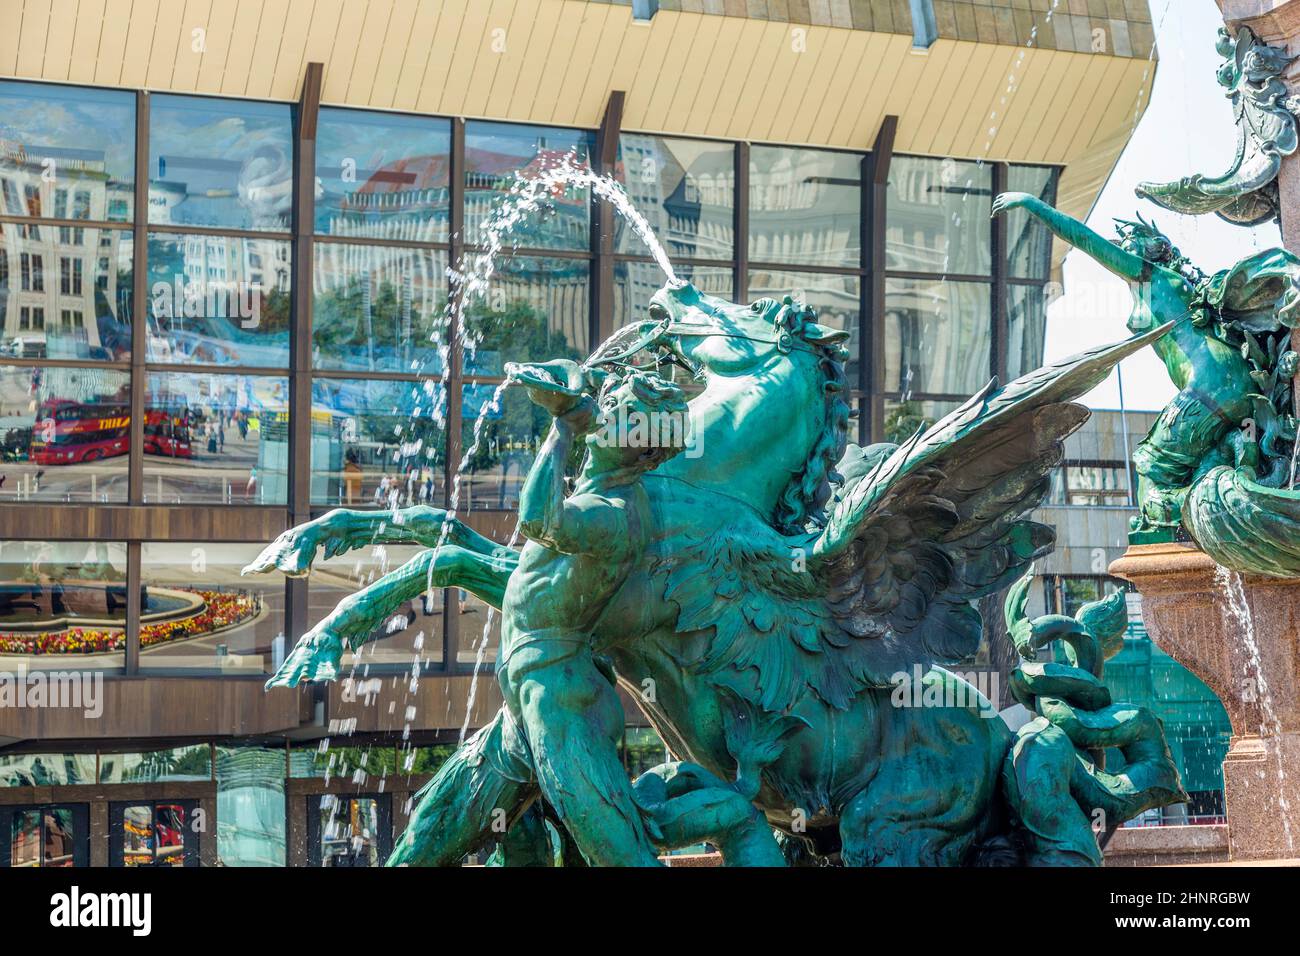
[992,191,1300,576]
[247,282,1183,865]
[1137,26,1298,227]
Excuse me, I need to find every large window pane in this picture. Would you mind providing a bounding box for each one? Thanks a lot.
[465,121,594,250]
[146,233,291,366]
[882,398,960,445]
[310,377,446,508]
[462,255,589,375]
[306,544,445,668]
[99,746,212,784]
[0,364,130,502]
[149,95,293,232]
[316,108,451,241]
[461,383,546,512]
[1,223,133,361]
[616,134,734,259]
[748,269,860,381]
[1006,165,1058,280]
[749,146,861,268]
[457,588,501,665]
[1007,283,1048,379]
[216,745,285,866]
[139,543,286,675]
[886,156,991,275]
[885,278,991,396]
[0,80,136,223]
[614,260,730,329]
[143,371,289,504]
[0,540,127,669]
[313,243,447,374]
[0,754,97,787]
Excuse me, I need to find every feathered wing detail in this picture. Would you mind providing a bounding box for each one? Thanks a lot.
[804,325,1171,694]
[654,326,1172,713]
[1185,464,1300,576]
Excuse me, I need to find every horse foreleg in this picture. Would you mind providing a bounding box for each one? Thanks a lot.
[244,506,513,578]
[265,544,515,688]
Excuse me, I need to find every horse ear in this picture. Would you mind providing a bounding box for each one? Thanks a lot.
[801,322,850,345]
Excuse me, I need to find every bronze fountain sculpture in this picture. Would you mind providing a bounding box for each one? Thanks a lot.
[246,277,1185,866]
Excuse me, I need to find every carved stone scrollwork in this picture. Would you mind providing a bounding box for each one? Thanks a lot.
[1137,26,1299,226]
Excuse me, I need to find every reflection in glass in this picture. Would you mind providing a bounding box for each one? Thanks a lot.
[614,260,731,329]
[216,745,286,867]
[146,233,291,366]
[0,753,97,787]
[0,541,127,668]
[457,587,500,664]
[307,545,445,668]
[885,278,991,397]
[319,796,383,867]
[461,383,548,511]
[1008,284,1048,379]
[616,135,734,259]
[748,269,860,380]
[290,744,397,779]
[10,807,76,867]
[140,543,285,674]
[0,364,130,502]
[465,121,594,250]
[749,146,861,268]
[316,109,451,241]
[149,95,294,231]
[309,377,446,508]
[0,80,136,222]
[143,371,289,504]
[313,244,447,374]
[1,224,133,360]
[886,156,991,275]
[99,745,212,783]
[121,805,156,867]
[621,727,667,779]
[882,398,960,445]
[462,256,588,375]
[1006,165,1058,280]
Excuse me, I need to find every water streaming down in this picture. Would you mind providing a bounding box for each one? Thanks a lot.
[1214,565,1296,851]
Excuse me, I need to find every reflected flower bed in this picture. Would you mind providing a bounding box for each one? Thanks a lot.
[0,589,259,654]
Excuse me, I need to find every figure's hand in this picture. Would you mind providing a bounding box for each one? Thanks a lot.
[505,359,591,417]
[265,624,346,688]
[991,191,1035,218]
[243,519,330,577]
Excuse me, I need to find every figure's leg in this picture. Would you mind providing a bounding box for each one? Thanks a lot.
[244,505,513,578]
[267,544,514,687]
[502,646,662,866]
[389,709,540,867]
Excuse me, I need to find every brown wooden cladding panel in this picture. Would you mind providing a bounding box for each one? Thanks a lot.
[0,679,306,741]
[0,504,290,542]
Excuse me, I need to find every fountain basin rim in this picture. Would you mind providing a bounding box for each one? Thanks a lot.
[1110,542,1300,589]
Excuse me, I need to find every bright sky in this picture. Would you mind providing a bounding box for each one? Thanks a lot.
[1043,0,1284,411]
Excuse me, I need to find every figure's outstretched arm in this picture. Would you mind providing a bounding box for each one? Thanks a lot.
[993,192,1149,283]
[243,505,510,578]
[266,543,515,687]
